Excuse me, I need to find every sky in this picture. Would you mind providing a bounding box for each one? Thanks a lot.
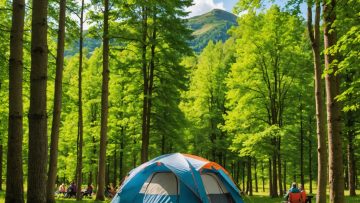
[186,0,238,17]
[186,0,305,18]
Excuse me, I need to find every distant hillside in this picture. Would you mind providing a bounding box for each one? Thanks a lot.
[188,9,238,53]
[65,9,238,56]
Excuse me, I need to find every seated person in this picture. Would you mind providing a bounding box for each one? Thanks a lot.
[82,184,93,197]
[58,183,66,195]
[284,182,302,203]
[65,182,77,198]
[105,183,116,198]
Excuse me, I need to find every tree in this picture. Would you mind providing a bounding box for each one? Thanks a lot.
[46,0,66,202]
[96,0,109,200]
[114,0,192,163]
[5,0,25,202]
[76,0,85,200]
[226,6,309,197]
[181,40,235,163]
[27,0,49,201]
[323,0,344,202]
[306,1,327,202]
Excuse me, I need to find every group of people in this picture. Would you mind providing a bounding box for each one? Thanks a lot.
[57,182,94,198]
[56,182,118,199]
[284,182,308,203]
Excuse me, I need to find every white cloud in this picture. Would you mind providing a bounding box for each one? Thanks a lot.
[186,0,225,18]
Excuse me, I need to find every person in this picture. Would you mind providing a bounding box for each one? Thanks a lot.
[65,182,77,198]
[284,182,302,203]
[58,183,66,195]
[299,184,307,203]
[105,183,116,198]
[82,183,93,198]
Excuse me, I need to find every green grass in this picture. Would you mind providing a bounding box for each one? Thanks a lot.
[0,191,111,203]
[244,191,360,203]
[0,190,359,203]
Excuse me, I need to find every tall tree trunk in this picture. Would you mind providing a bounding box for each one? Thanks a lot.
[6,0,25,202]
[119,127,124,181]
[247,157,253,195]
[113,150,117,186]
[236,160,240,187]
[347,110,356,196]
[323,1,344,202]
[144,7,157,161]
[269,158,272,197]
[307,1,327,202]
[0,143,2,191]
[46,0,66,202]
[278,139,283,196]
[309,135,313,194]
[242,162,245,192]
[75,0,85,200]
[27,0,49,201]
[140,5,149,163]
[300,100,305,187]
[254,159,258,192]
[261,161,265,192]
[272,153,278,197]
[96,0,109,199]
[283,160,287,192]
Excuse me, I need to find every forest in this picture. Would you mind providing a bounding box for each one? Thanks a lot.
[0,0,359,203]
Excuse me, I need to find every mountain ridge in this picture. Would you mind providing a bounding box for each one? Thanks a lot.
[188,9,238,52]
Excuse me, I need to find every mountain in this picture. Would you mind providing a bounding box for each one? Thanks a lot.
[188,9,238,53]
[65,9,237,56]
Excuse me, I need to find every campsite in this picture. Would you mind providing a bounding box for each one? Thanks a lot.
[0,0,359,202]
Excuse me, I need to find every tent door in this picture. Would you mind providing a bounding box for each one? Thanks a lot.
[201,173,234,203]
[140,172,179,203]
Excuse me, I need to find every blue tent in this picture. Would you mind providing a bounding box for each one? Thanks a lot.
[111,153,244,203]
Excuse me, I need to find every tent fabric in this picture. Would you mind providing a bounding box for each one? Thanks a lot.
[111,153,244,203]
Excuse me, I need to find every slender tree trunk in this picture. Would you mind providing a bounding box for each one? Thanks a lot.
[347,110,356,196]
[6,0,25,202]
[283,160,286,192]
[247,157,253,195]
[119,127,124,181]
[140,5,149,163]
[278,139,283,196]
[269,158,272,197]
[242,162,245,192]
[113,150,117,186]
[300,101,305,187]
[309,135,313,194]
[254,159,258,193]
[272,153,278,197]
[261,161,265,192]
[46,0,66,202]
[323,1,345,202]
[145,8,157,161]
[0,143,2,191]
[96,0,110,199]
[236,160,240,187]
[75,0,85,200]
[27,0,49,201]
[307,1,327,202]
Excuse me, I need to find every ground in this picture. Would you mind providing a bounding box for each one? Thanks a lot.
[0,190,359,202]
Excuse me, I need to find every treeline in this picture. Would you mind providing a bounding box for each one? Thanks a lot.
[0,1,359,203]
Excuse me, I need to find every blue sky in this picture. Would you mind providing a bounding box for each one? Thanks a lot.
[186,0,238,17]
[186,0,300,18]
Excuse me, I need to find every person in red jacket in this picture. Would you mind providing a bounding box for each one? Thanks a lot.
[285,182,302,203]
[299,184,307,203]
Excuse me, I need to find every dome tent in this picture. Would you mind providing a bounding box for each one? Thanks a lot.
[111,153,244,203]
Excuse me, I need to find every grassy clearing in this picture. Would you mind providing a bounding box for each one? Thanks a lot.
[0,190,359,203]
